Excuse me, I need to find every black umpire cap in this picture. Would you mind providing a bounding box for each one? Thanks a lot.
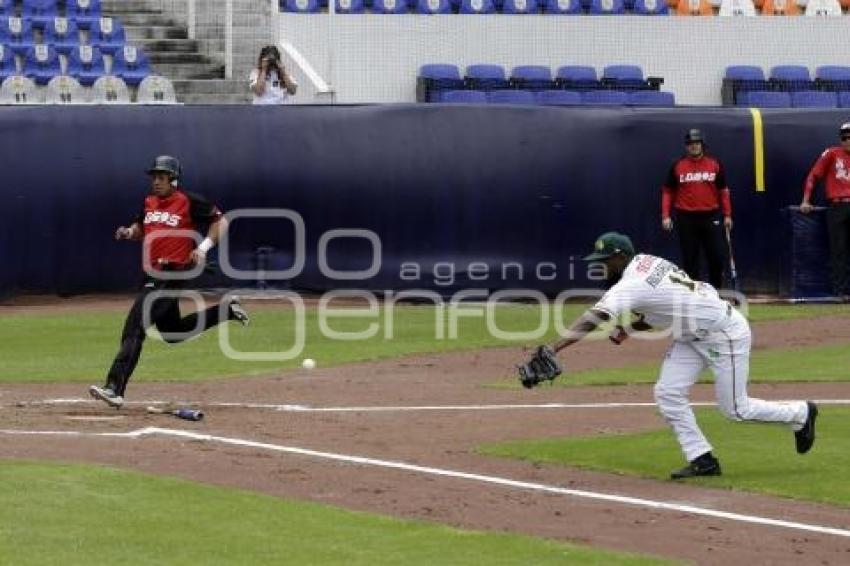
[147,155,182,180]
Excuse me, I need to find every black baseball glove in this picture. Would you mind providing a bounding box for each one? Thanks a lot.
[517,345,563,389]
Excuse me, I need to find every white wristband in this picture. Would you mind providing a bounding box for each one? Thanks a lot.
[198,237,215,254]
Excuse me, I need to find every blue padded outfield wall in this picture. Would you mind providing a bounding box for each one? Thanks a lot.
[0,105,843,298]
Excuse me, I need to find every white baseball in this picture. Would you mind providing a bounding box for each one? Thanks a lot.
[301,358,316,369]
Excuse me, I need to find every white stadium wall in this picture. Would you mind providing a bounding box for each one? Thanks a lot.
[276,14,850,105]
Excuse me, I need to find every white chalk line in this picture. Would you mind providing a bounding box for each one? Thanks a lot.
[0,425,848,539]
[27,398,850,413]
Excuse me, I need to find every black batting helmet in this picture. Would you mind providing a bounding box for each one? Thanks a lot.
[840,122,850,137]
[147,155,182,180]
[684,129,705,145]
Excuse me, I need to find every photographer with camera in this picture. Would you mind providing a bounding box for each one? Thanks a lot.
[249,45,297,105]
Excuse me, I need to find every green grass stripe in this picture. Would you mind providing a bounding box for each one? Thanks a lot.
[480,407,850,507]
[490,341,850,388]
[1,303,847,383]
[0,461,673,566]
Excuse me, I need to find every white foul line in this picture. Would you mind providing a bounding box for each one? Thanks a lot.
[34,399,850,413]
[1,426,848,539]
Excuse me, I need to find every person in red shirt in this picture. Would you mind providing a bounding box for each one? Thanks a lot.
[661,129,733,290]
[89,155,250,408]
[800,122,850,300]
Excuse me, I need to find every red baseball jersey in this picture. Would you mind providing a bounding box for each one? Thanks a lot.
[661,154,732,218]
[135,189,221,271]
[803,147,850,202]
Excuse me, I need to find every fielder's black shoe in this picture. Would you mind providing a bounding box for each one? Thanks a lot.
[670,452,722,480]
[228,297,250,326]
[795,401,818,454]
[88,385,124,409]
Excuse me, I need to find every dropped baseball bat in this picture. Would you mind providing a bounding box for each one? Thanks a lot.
[724,225,740,294]
[146,406,204,421]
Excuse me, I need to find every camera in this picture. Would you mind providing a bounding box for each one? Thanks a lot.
[261,45,281,69]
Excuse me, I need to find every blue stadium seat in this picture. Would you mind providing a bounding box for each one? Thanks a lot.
[627,90,675,106]
[602,64,645,88]
[588,0,626,14]
[725,65,764,81]
[419,64,464,102]
[769,65,813,91]
[22,44,61,86]
[738,90,791,108]
[22,0,58,30]
[90,17,126,55]
[815,65,850,91]
[581,90,628,105]
[555,65,598,89]
[536,90,582,105]
[112,45,151,87]
[0,0,13,17]
[0,17,35,56]
[465,64,509,90]
[0,44,15,84]
[791,90,837,108]
[43,17,80,55]
[66,0,103,29]
[502,0,539,13]
[510,65,552,90]
[544,0,582,12]
[335,0,366,12]
[838,92,850,108]
[459,0,496,12]
[441,90,487,103]
[487,90,536,105]
[420,64,462,81]
[416,0,453,13]
[633,0,669,13]
[68,44,106,86]
[372,0,410,11]
[283,0,320,12]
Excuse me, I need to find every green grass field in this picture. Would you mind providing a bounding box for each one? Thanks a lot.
[480,407,850,507]
[2,303,849,383]
[3,302,848,564]
[0,461,673,566]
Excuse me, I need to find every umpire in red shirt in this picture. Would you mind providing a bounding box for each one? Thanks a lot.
[661,128,733,290]
[800,122,850,299]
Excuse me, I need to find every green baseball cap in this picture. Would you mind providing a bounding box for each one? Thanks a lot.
[583,232,636,261]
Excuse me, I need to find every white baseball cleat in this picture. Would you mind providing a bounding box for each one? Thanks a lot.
[228,297,250,326]
[88,385,124,408]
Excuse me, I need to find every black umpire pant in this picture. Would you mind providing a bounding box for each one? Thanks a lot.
[675,209,726,290]
[106,278,228,396]
[827,203,850,296]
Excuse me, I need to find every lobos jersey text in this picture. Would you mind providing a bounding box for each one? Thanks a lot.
[137,189,221,271]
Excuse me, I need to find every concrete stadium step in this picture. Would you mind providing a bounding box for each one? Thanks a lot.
[125,26,189,41]
[134,39,201,53]
[155,63,225,80]
[113,13,180,27]
[172,79,249,95]
[102,0,166,14]
[147,52,211,64]
[180,92,253,105]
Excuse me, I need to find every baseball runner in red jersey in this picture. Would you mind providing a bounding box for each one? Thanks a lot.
[661,129,733,290]
[89,156,249,408]
[518,232,817,479]
[800,122,850,299]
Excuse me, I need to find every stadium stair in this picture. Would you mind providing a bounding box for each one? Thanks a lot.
[103,0,265,103]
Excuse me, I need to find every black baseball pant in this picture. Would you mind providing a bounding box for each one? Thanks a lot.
[827,203,850,296]
[105,279,229,396]
[675,209,726,290]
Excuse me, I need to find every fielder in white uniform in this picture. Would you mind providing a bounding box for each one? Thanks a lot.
[549,232,818,479]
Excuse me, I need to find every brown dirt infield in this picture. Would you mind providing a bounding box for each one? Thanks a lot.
[2,298,850,565]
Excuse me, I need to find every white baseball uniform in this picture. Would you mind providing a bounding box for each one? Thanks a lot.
[593,253,809,462]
